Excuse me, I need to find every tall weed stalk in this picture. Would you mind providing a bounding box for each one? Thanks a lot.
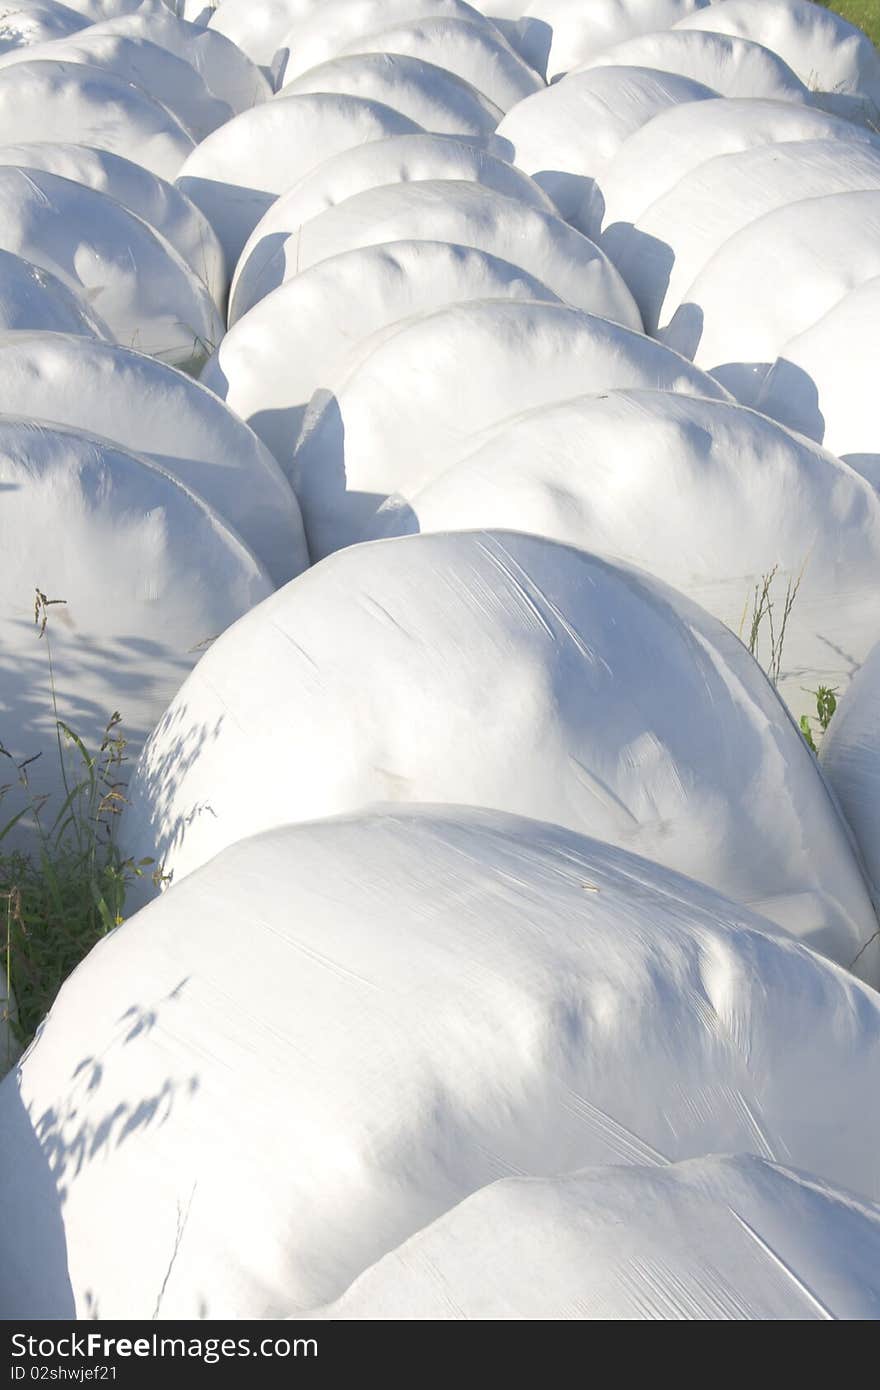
[0,591,157,1055]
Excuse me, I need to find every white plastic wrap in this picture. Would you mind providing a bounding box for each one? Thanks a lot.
[606,138,880,335]
[6,807,880,1316]
[495,65,716,231]
[0,415,271,845]
[661,190,880,404]
[88,11,272,112]
[336,16,544,111]
[590,98,873,240]
[276,0,499,85]
[291,298,724,556]
[175,92,420,272]
[228,178,641,327]
[318,1154,880,1320]
[0,32,232,142]
[821,639,880,906]
[520,0,710,80]
[0,332,308,585]
[278,52,504,137]
[0,142,225,306]
[570,29,808,104]
[364,388,880,725]
[674,0,880,113]
[121,529,879,979]
[757,276,880,485]
[229,131,554,320]
[0,167,222,370]
[205,240,558,463]
[0,58,194,179]
[0,248,112,338]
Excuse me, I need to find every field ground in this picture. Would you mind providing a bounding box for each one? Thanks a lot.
[828,1,880,44]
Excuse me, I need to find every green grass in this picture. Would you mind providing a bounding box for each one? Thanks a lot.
[1,592,158,1061]
[826,1,880,45]
[740,572,843,752]
[799,685,839,753]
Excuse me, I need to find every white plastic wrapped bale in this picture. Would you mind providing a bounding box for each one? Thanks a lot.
[466,1,542,64]
[181,0,215,20]
[7,806,880,1317]
[586,98,874,241]
[276,0,501,85]
[517,0,711,80]
[205,241,559,465]
[0,33,232,143]
[661,190,880,405]
[756,277,880,490]
[821,640,880,905]
[122,530,879,978]
[317,1154,880,1320]
[259,140,553,234]
[230,180,641,327]
[335,17,544,112]
[0,143,225,309]
[0,249,112,338]
[174,93,421,275]
[606,138,880,337]
[365,389,880,726]
[494,66,717,233]
[209,0,490,74]
[277,53,503,138]
[56,0,173,18]
[291,299,724,557]
[0,168,222,373]
[206,0,326,70]
[0,415,271,851]
[0,332,308,587]
[0,3,88,52]
[0,58,193,180]
[86,12,273,113]
[569,29,809,105]
[230,132,556,319]
[473,1,531,13]
[674,0,880,120]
